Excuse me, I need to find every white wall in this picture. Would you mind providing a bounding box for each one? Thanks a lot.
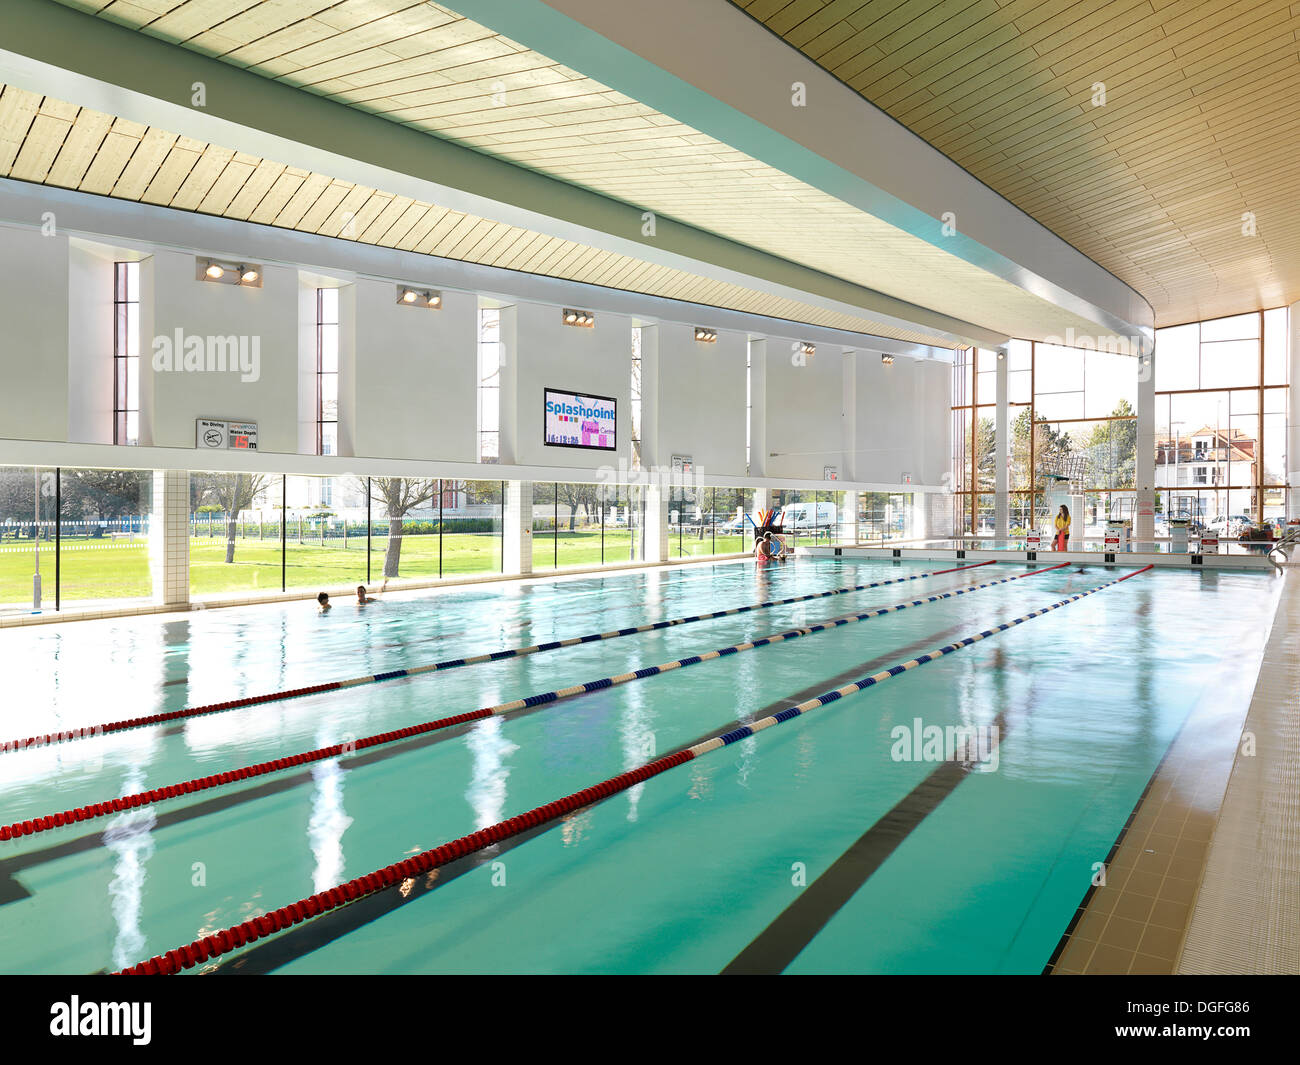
[511,301,632,470]
[66,241,115,445]
[350,280,477,462]
[763,334,844,480]
[148,249,300,452]
[0,225,69,442]
[849,351,951,485]
[652,323,747,478]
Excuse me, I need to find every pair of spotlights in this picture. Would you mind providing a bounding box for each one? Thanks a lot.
[201,259,261,285]
[398,287,441,308]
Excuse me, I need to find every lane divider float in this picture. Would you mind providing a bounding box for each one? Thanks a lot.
[4,563,1064,841]
[2,562,997,754]
[116,564,1151,974]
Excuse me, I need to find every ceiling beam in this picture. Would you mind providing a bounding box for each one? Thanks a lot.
[0,0,1008,349]
[451,0,1156,354]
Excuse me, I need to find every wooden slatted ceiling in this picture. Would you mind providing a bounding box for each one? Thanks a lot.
[43,0,1115,343]
[732,0,1300,326]
[0,82,964,343]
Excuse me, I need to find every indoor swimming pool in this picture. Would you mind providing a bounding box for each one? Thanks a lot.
[0,557,1281,974]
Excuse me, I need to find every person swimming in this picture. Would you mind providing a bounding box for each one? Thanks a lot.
[356,584,376,604]
[317,591,331,611]
[754,533,773,561]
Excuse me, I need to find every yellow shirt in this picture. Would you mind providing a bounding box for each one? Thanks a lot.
[1054,514,1070,532]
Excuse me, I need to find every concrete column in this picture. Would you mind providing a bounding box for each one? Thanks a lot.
[1135,343,1157,547]
[149,469,189,608]
[1289,302,1300,519]
[503,480,532,575]
[644,482,671,562]
[921,491,954,540]
[994,348,1010,539]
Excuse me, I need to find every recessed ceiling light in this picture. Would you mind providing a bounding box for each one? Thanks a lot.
[240,266,259,284]
[205,262,224,279]
[402,289,418,303]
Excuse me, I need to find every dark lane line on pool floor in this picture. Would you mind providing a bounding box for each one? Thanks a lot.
[112,618,991,975]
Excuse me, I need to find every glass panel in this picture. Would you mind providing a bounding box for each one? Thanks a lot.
[1200,338,1259,389]
[319,287,339,324]
[125,303,139,358]
[1154,323,1199,391]
[531,482,557,571]
[190,472,282,599]
[555,482,603,568]
[365,477,439,587]
[1082,348,1137,419]
[1263,307,1288,385]
[1199,312,1258,342]
[443,480,502,576]
[319,324,338,373]
[124,261,140,303]
[319,374,338,421]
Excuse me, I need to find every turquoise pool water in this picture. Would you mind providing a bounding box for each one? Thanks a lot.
[0,558,1280,974]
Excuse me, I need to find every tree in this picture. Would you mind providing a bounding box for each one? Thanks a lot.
[192,472,270,563]
[60,470,143,522]
[556,483,599,530]
[1083,401,1138,489]
[368,477,439,578]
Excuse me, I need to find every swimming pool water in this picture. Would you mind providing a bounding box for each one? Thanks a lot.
[0,559,1280,974]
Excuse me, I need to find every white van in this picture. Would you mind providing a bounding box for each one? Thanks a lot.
[778,501,837,531]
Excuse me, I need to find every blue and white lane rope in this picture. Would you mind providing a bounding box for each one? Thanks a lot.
[9,561,1074,843]
[119,565,1151,975]
[685,564,1154,757]
[4,561,998,752]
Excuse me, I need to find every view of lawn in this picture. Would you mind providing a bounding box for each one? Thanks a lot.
[0,527,751,607]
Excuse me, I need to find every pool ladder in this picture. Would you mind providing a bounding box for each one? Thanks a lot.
[1268,527,1300,571]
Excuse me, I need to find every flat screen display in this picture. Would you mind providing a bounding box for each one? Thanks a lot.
[543,389,617,451]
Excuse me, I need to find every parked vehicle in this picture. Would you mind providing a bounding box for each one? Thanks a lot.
[1205,514,1251,537]
[778,501,837,531]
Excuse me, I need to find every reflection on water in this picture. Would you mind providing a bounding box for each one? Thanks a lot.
[465,717,518,830]
[308,759,352,893]
[104,769,156,971]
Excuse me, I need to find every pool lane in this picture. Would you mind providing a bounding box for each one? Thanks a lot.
[0,565,1276,974]
[1,564,1131,973]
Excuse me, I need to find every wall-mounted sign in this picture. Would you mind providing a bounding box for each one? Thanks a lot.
[543,389,616,450]
[823,466,838,481]
[196,419,258,450]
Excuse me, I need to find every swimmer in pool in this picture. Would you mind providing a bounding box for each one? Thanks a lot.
[317,591,331,611]
[754,534,773,561]
[356,584,377,604]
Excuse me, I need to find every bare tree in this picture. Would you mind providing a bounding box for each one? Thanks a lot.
[193,472,270,563]
[369,477,439,577]
[555,483,599,531]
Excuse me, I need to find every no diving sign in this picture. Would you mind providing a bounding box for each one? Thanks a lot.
[196,419,258,450]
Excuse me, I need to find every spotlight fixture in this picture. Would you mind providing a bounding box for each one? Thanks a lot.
[996,350,1006,360]
[798,342,816,358]
[396,285,441,309]
[562,308,595,328]
[694,327,717,343]
[197,257,263,287]
[881,354,895,366]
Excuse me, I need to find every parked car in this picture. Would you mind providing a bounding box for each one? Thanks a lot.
[1204,514,1251,537]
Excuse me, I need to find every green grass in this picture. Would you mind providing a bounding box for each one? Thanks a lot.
[0,527,749,607]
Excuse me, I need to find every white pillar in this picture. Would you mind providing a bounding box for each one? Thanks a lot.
[994,348,1009,539]
[644,482,671,562]
[839,490,859,543]
[149,469,189,608]
[1289,302,1300,520]
[503,481,532,575]
[1134,342,1157,548]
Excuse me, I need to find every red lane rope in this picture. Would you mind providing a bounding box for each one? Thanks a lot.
[116,749,696,975]
[3,562,996,755]
[117,563,1152,976]
[3,562,1055,842]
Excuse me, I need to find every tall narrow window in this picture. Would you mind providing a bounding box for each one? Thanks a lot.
[316,288,338,457]
[113,262,140,445]
[631,327,642,468]
[478,307,501,462]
